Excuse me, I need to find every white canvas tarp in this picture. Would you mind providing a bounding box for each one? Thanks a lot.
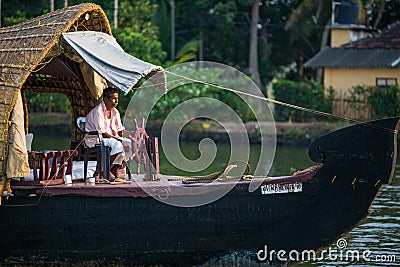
[62,31,165,94]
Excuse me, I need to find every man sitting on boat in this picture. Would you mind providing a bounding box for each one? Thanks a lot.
[84,87,132,181]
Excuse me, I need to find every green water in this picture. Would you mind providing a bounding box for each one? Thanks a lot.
[31,135,312,176]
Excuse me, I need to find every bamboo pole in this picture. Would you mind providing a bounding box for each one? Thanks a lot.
[114,0,118,29]
[170,0,175,61]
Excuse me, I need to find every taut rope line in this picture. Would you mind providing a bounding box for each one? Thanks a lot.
[164,70,398,135]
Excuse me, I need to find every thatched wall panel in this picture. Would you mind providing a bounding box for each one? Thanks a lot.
[0,140,6,166]
[0,103,9,118]
[0,3,112,181]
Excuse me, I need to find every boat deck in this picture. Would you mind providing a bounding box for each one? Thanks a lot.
[10,163,317,198]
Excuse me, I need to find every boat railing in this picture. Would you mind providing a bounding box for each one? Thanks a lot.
[11,150,78,185]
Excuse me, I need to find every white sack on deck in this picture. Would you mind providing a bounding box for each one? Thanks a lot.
[62,31,165,94]
[6,92,30,178]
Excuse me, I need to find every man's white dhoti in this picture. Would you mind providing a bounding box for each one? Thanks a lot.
[103,137,132,166]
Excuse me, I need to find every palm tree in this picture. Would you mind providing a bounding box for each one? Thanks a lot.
[249,0,262,89]
[284,0,367,82]
[114,0,118,30]
[0,0,2,27]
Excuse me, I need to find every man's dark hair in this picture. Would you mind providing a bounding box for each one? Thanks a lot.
[103,87,119,99]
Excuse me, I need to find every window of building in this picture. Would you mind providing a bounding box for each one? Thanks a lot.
[376,78,398,88]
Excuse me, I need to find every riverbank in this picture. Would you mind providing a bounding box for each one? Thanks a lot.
[28,112,343,146]
[146,119,341,146]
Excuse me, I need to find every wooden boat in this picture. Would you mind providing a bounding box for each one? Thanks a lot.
[0,3,398,266]
[0,117,398,266]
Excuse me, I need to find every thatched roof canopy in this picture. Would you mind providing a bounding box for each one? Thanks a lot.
[0,3,112,185]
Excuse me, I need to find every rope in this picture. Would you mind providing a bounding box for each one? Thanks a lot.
[164,70,398,135]
[168,160,252,184]
[31,54,58,73]
[129,78,187,92]
[167,169,223,182]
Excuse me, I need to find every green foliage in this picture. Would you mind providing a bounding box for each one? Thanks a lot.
[146,67,255,122]
[26,93,71,113]
[369,0,400,28]
[283,127,306,140]
[117,0,158,35]
[149,85,255,122]
[346,85,372,116]
[113,0,167,65]
[3,0,400,88]
[115,29,167,65]
[369,86,400,118]
[117,90,134,119]
[169,1,248,68]
[347,85,400,119]
[273,80,333,122]
[3,0,400,124]
[3,10,28,26]
[174,39,200,64]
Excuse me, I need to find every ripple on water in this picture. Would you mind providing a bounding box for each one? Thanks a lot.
[360,222,400,229]
[365,215,400,221]
[350,237,379,244]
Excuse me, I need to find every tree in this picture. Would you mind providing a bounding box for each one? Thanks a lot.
[113,0,167,65]
[284,0,400,82]
[3,0,400,89]
[284,0,331,82]
[249,0,262,89]
[170,0,243,64]
[3,10,27,26]
[258,1,296,85]
[366,0,400,28]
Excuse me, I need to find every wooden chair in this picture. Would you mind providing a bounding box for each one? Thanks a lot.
[76,117,111,182]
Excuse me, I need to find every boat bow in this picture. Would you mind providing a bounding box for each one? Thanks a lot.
[309,117,399,185]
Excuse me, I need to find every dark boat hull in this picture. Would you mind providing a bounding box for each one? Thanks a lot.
[1,175,315,265]
[0,117,399,266]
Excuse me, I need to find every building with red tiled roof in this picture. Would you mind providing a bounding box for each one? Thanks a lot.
[305,21,400,119]
[345,21,400,49]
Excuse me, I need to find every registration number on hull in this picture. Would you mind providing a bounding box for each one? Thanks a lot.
[261,182,302,195]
